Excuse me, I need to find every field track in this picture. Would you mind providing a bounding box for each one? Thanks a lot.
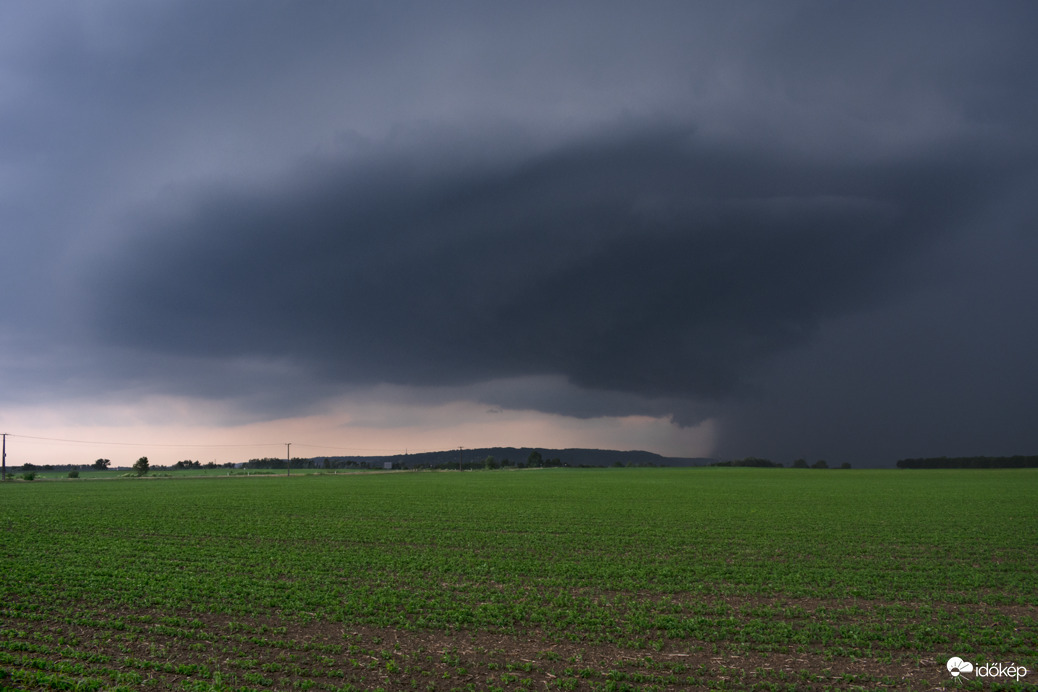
[1,468,1034,690]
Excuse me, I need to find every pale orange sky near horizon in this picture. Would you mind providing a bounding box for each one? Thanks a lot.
[1,397,716,468]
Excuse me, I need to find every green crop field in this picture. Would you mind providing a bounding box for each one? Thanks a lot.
[0,469,1034,691]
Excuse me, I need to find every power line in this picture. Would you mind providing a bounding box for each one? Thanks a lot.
[7,434,284,448]
[290,442,428,454]
[4,433,429,456]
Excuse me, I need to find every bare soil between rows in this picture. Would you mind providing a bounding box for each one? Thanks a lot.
[7,594,1027,690]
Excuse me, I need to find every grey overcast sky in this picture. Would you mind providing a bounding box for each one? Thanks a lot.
[1,1,1036,467]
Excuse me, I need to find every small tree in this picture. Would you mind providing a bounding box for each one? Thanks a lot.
[133,456,149,477]
[792,458,808,468]
[839,462,852,469]
[812,459,829,469]
[93,458,111,470]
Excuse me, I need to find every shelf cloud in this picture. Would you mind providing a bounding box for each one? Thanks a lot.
[2,2,1036,465]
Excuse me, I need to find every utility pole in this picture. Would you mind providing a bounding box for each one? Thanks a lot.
[286,442,291,477]
[458,446,463,471]
[2,433,6,482]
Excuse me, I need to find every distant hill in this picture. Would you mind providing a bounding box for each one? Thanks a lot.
[307,447,714,469]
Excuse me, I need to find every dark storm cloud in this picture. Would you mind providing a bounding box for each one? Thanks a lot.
[81,123,1019,422]
[714,165,1038,464]
[4,1,1037,464]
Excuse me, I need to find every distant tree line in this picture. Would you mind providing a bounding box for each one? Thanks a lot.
[896,456,1038,469]
[17,459,117,472]
[242,450,570,471]
[18,462,87,472]
[710,458,851,469]
[13,458,232,473]
[245,457,353,470]
[711,457,784,468]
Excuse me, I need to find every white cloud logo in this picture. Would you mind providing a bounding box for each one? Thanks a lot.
[947,657,974,678]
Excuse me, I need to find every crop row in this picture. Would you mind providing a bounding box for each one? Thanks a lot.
[0,469,1035,689]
